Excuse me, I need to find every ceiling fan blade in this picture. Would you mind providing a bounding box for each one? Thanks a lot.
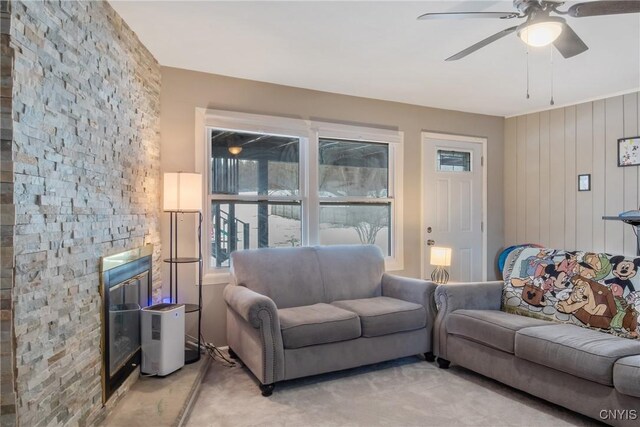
[446,26,518,61]
[418,12,520,20]
[553,23,589,59]
[568,1,640,17]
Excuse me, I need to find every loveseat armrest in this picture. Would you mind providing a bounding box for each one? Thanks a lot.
[224,284,284,385]
[434,281,503,360]
[223,284,280,329]
[381,273,437,316]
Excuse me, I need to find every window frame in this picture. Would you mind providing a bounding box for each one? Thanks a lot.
[195,109,404,285]
[311,122,404,271]
[436,148,473,173]
[208,127,305,268]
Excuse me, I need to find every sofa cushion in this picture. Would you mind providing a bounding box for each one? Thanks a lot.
[332,297,426,337]
[278,303,361,349]
[515,324,640,386]
[613,355,640,397]
[446,310,552,354]
[316,245,385,302]
[231,247,325,309]
[502,246,640,340]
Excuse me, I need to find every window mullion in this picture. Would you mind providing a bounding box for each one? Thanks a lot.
[307,129,320,245]
[210,195,302,202]
[388,143,395,198]
[318,197,393,205]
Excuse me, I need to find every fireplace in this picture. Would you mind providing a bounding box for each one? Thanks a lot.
[100,245,153,403]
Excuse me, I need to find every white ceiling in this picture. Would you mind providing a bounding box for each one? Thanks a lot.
[110,1,640,117]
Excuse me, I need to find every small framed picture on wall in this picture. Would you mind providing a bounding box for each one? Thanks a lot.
[578,174,591,192]
[618,136,640,167]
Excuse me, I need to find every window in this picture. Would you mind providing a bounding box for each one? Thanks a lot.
[196,110,403,283]
[437,149,471,172]
[209,130,302,268]
[318,138,391,255]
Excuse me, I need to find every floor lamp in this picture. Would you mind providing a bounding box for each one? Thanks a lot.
[163,172,203,364]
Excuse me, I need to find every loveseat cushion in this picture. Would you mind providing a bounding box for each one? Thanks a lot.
[316,245,385,302]
[231,247,325,309]
[613,355,640,397]
[515,324,640,386]
[446,309,552,354]
[332,297,426,337]
[278,303,361,349]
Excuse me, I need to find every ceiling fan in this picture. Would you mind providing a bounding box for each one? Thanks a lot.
[418,0,640,61]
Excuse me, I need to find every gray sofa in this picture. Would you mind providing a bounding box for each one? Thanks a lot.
[434,281,640,426]
[223,245,437,395]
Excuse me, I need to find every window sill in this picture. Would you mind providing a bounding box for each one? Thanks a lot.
[385,258,404,272]
[203,271,231,286]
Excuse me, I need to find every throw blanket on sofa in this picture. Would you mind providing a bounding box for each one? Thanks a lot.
[503,247,640,339]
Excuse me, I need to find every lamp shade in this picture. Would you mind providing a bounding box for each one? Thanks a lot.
[518,19,563,47]
[430,247,452,267]
[163,172,202,212]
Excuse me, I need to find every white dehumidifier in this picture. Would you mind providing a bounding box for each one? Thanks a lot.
[141,303,185,376]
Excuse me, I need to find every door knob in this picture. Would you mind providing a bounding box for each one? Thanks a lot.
[427,239,435,246]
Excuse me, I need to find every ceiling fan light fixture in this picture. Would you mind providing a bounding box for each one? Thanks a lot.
[518,20,563,47]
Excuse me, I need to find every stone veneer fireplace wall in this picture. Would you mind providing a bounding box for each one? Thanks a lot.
[2,1,162,425]
[1,1,17,425]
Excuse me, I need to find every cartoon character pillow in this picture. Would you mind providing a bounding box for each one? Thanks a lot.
[502,247,639,339]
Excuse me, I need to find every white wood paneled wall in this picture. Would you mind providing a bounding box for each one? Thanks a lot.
[504,92,640,256]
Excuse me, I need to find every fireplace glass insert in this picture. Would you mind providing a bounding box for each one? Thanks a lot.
[101,245,153,402]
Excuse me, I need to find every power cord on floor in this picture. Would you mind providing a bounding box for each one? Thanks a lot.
[185,334,236,367]
[204,340,236,367]
[133,362,158,377]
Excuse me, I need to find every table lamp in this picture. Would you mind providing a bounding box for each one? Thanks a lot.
[430,246,452,284]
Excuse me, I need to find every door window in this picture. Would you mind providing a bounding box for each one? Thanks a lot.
[437,150,471,172]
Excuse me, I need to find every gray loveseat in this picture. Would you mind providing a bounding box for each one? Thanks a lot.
[434,283,640,425]
[224,245,437,395]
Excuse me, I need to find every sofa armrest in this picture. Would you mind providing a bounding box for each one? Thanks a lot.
[223,284,280,329]
[434,281,503,360]
[381,273,437,316]
[224,284,284,385]
[435,281,503,315]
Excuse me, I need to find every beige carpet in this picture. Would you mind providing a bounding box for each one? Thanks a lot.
[185,355,600,427]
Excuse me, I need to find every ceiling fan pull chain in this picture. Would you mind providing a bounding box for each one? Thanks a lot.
[526,44,530,99]
[550,46,555,106]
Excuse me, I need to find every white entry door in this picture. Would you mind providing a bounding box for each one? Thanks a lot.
[422,134,485,282]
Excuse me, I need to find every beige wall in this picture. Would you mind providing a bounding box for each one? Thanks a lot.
[504,92,640,256]
[160,66,504,345]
